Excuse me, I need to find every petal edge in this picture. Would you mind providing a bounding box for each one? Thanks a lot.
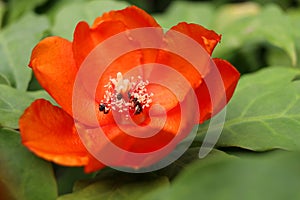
[19,99,89,166]
[170,22,221,55]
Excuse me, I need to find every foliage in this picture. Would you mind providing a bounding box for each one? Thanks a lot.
[0,0,300,199]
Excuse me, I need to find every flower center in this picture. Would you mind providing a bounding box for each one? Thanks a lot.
[99,72,153,118]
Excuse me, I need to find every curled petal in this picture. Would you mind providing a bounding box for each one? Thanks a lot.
[92,6,160,29]
[196,58,240,123]
[170,22,221,55]
[29,37,76,117]
[72,22,96,69]
[213,58,240,103]
[19,99,89,166]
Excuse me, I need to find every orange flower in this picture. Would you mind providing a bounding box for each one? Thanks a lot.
[19,6,240,173]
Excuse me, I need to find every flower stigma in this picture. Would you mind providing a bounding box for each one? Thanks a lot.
[99,72,153,119]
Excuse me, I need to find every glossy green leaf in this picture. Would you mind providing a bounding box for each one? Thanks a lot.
[52,0,129,40]
[143,151,300,200]
[0,128,57,200]
[154,1,214,29]
[57,172,169,200]
[197,67,300,151]
[5,0,47,23]
[0,84,54,129]
[0,13,49,90]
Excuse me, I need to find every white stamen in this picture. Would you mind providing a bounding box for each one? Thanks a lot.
[99,72,153,118]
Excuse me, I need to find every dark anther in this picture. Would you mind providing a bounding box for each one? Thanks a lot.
[99,103,105,111]
[134,102,142,115]
[99,103,109,114]
[127,92,131,99]
[117,93,123,100]
[133,97,138,103]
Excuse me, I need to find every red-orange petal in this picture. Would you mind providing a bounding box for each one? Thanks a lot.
[72,21,144,114]
[102,101,195,167]
[72,21,96,69]
[29,36,77,117]
[92,6,160,29]
[155,50,203,90]
[146,83,179,112]
[74,90,199,169]
[213,58,240,103]
[19,99,89,166]
[196,58,240,123]
[152,23,220,97]
[170,22,221,55]
[72,20,129,69]
[73,5,160,69]
[151,49,205,110]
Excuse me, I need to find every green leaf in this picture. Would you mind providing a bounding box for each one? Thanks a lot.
[5,0,47,24]
[288,8,300,39]
[267,8,300,67]
[52,0,129,40]
[0,1,5,28]
[55,166,95,195]
[154,1,214,29]
[0,84,34,129]
[57,149,227,200]
[197,67,300,151]
[57,171,169,200]
[213,2,261,33]
[141,149,234,200]
[154,147,228,180]
[28,90,57,106]
[0,128,57,200]
[0,84,54,129]
[144,151,300,200]
[0,73,10,85]
[123,0,152,13]
[0,13,49,90]
[258,5,297,66]
[214,4,297,66]
[154,2,296,67]
[154,147,201,179]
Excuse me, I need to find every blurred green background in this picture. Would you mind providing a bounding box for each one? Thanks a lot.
[1,0,300,200]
